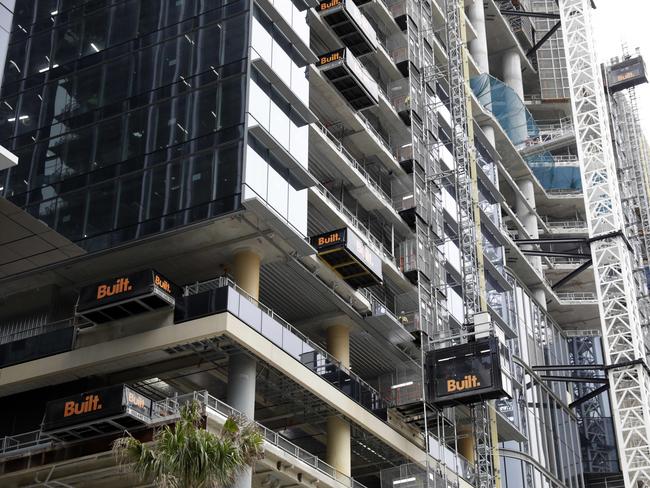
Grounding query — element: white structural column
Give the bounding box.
[560,1,650,486]
[502,49,528,144]
[228,249,262,488]
[515,178,542,273]
[467,0,489,73]
[326,325,352,476]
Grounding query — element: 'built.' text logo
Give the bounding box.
[96,278,132,300]
[63,394,103,417]
[446,375,481,393]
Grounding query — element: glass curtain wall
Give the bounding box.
[0,0,251,251]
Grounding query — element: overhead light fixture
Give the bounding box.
[90,43,100,52]
[393,478,416,485]
[391,381,414,389]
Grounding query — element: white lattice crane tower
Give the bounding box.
[559,0,650,486]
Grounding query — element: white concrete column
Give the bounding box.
[516,178,542,274]
[502,49,524,100]
[502,49,528,145]
[326,324,351,476]
[468,0,489,74]
[481,125,496,148]
[532,287,547,312]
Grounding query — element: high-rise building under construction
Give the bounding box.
[0,1,648,488]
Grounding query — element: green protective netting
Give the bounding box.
[470,73,582,191]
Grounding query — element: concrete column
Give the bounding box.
[457,424,475,464]
[502,49,528,145]
[467,0,489,74]
[233,249,261,300]
[228,249,261,488]
[502,49,524,100]
[327,416,352,476]
[481,125,496,148]
[227,352,256,417]
[533,287,547,312]
[516,178,542,274]
[327,325,350,368]
[326,324,351,476]
[227,352,256,488]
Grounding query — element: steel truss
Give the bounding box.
[559,0,650,486]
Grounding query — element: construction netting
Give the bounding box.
[470,73,582,191]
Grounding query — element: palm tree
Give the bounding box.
[113,400,264,488]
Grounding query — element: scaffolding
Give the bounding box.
[444,1,495,487]
[559,1,650,486]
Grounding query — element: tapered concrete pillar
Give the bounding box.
[468,0,489,74]
[326,324,351,476]
[502,49,528,144]
[228,249,261,488]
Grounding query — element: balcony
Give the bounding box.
[175,278,391,417]
[0,317,79,368]
[318,0,379,56]
[0,390,365,488]
[317,48,379,111]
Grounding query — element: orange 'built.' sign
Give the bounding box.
[97,278,132,300]
[63,394,103,417]
[446,375,481,393]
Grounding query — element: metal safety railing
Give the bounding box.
[183,277,392,412]
[0,390,367,488]
[312,121,394,206]
[313,183,397,268]
[556,291,598,303]
[152,391,366,488]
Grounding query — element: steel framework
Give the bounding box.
[559,0,650,486]
[444,1,494,487]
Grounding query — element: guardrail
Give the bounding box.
[556,292,597,303]
[183,277,392,411]
[546,220,587,230]
[313,183,397,267]
[312,122,393,205]
[1,390,367,488]
[153,391,364,488]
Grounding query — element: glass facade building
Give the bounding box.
[0,1,629,488]
[0,1,251,251]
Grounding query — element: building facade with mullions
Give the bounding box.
[0,1,601,488]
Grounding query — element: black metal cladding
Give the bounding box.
[0,326,74,368]
[311,227,383,288]
[426,337,508,407]
[317,48,378,111]
[318,0,375,56]
[174,286,230,324]
[77,269,178,324]
[607,56,648,93]
[0,0,251,253]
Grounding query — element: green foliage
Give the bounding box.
[113,401,264,488]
